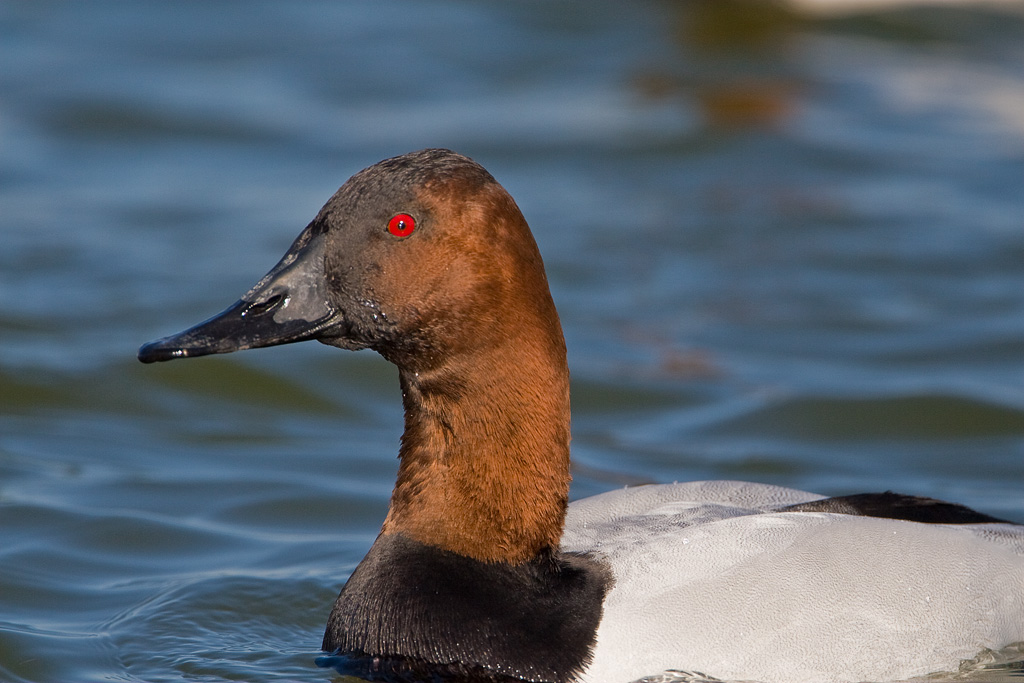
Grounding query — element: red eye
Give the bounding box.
[387,213,416,238]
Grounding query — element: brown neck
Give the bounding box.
[380,330,571,564]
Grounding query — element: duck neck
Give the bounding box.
[380,338,571,565]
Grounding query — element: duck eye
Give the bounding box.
[387,213,416,238]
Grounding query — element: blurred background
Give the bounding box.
[1,1,1023,681]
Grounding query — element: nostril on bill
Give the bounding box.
[242,293,286,318]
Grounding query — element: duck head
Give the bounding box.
[139,148,563,374]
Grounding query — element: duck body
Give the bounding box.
[139,149,1024,683]
[565,481,1024,683]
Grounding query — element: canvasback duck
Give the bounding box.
[139,149,1024,683]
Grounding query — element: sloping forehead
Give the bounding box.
[349,150,493,199]
[317,149,497,225]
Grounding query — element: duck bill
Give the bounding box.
[138,223,340,364]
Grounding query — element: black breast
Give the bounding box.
[321,533,611,683]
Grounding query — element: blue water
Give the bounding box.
[1,2,1023,681]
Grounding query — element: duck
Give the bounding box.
[138,148,1024,683]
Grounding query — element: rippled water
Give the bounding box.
[1,2,1023,682]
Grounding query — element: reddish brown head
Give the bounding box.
[139,149,571,564]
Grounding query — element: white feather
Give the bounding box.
[562,481,1024,683]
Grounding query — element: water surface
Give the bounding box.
[1,2,1023,681]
